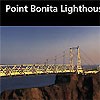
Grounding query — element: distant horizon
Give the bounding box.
[0,26,100,65]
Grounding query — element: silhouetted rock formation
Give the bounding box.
[0,72,100,100]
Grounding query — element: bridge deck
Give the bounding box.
[0,64,99,77]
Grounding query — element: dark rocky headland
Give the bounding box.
[0,72,100,100]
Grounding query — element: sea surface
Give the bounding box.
[0,74,56,94]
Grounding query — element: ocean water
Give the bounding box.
[0,74,56,94]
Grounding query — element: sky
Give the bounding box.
[0,26,100,65]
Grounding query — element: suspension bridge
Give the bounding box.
[0,46,99,77]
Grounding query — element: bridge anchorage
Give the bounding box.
[0,46,99,77]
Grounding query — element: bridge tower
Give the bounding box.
[77,46,81,69]
[77,46,83,74]
[70,46,83,74]
[70,48,74,71]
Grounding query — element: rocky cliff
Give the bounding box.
[0,72,100,100]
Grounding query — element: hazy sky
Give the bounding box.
[0,26,100,65]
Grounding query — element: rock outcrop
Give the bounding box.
[0,72,100,100]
